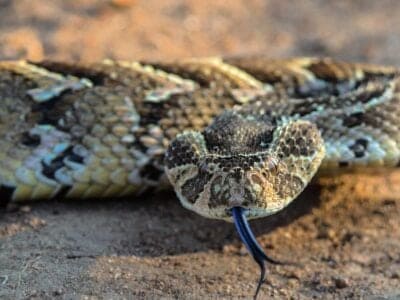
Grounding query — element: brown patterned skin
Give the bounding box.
[0,58,399,221]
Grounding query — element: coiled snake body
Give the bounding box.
[1,57,399,296]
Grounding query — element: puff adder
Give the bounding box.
[1,57,399,297]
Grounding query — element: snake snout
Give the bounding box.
[165,117,325,220]
[165,130,283,220]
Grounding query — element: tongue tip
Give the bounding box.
[231,206,267,300]
[254,265,265,300]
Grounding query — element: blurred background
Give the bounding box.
[1,0,400,64]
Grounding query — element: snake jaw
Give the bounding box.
[231,206,282,299]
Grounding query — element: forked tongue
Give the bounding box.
[231,207,282,299]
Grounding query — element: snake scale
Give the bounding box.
[1,57,399,297]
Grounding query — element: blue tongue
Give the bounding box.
[231,207,282,299]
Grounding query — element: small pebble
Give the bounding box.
[28,217,47,228]
[20,205,31,213]
[334,276,349,289]
[53,288,64,296]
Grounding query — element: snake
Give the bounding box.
[1,57,399,298]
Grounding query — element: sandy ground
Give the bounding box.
[1,1,400,299]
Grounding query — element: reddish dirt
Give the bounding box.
[0,1,400,299]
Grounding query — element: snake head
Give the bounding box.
[165,111,325,220]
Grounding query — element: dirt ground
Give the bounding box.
[1,1,400,299]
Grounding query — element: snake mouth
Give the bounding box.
[231,206,282,299]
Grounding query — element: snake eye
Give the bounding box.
[164,131,212,209]
[164,131,208,169]
[272,120,323,160]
